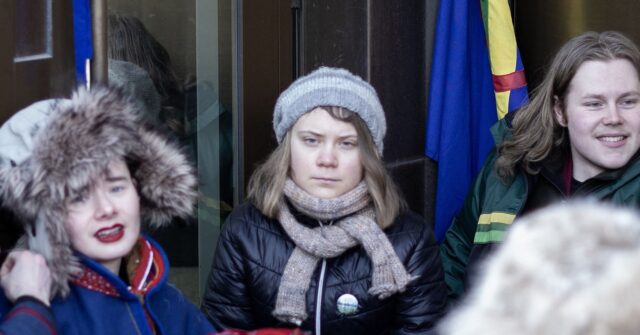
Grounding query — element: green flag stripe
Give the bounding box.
[480,0,489,34]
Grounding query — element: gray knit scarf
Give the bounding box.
[273,179,414,325]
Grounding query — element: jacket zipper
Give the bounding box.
[315,259,327,335]
[315,220,331,335]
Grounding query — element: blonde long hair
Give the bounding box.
[495,31,640,181]
[247,107,406,228]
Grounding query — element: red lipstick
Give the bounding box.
[95,224,124,243]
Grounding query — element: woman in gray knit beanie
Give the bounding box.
[202,67,447,334]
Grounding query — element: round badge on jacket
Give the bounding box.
[336,293,359,315]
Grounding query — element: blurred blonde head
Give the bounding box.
[440,201,640,335]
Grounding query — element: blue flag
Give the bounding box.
[73,0,93,84]
[426,0,498,242]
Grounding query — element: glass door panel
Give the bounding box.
[107,0,234,304]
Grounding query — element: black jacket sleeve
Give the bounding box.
[201,210,256,331]
[392,215,448,334]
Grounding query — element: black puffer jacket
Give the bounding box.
[202,203,447,334]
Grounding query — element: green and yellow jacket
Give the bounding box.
[440,116,640,303]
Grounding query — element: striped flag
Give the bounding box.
[426,0,527,242]
[481,0,528,117]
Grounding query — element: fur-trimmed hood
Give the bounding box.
[0,86,196,297]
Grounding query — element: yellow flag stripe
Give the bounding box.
[487,0,517,76]
[495,90,510,119]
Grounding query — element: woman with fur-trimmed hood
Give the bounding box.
[0,87,215,334]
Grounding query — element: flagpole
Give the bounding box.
[91,0,107,84]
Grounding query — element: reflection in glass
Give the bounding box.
[107,0,233,303]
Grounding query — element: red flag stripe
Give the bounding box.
[492,69,527,92]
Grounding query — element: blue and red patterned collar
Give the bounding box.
[72,236,166,299]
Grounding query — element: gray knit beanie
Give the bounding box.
[273,67,386,153]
